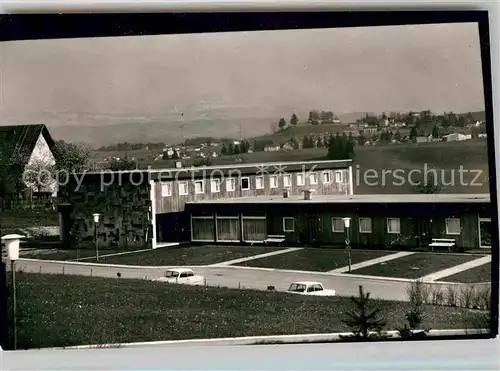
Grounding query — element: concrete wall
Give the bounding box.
[59,178,153,249]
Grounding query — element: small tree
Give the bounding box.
[415,173,442,194]
[107,157,137,171]
[290,113,298,126]
[409,126,418,140]
[432,125,440,139]
[278,117,287,131]
[341,285,387,341]
[53,140,92,173]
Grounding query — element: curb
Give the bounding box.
[46,329,487,350]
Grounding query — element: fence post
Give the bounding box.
[204,278,207,286]
[39,266,42,274]
[238,281,241,289]
[90,268,93,277]
[62,266,65,275]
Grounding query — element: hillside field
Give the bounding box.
[93,139,490,194]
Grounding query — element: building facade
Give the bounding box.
[185,194,493,251]
[59,159,354,249]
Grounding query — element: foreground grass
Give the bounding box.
[349,253,487,279]
[10,272,485,349]
[235,249,391,272]
[440,263,492,283]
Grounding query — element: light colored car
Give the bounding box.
[151,268,205,286]
[287,281,336,296]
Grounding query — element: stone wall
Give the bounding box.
[59,175,153,249]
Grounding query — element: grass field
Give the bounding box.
[0,210,59,235]
[234,248,391,272]
[132,140,489,194]
[20,248,121,261]
[439,263,492,283]
[10,272,486,349]
[25,245,285,266]
[349,253,487,279]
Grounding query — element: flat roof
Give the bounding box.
[81,159,352,176]
[186,193,491,205]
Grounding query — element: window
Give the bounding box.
[161,182,172,197]
[270,175,278,189]
[309,172,318,185]
[445,218,461,235]
[332,218,344,233]
[211,178,220,193]
[359,218,372,233]
[335,170,344,183]
[241,177,250,190]
[194,180,204,194]
[226,178,236,192]
[296,173,305,186]
[322,171,332,184]
[178,181,188,195]
[283,174,292,188]
[256,176,264,189]
[387,218,401,234]
[283,217,295,232]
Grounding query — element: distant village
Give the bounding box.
[96,110,487,169]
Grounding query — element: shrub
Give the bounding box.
[445,285,458,307]
[400,281,430,339]
[405,280,430,305]
[430,285,445,306]
[459,285,476,309]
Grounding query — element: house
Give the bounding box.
[57,159,354,249]
[415,135,433,144]
[264,144,281,152]
[442,133,472,142]
[184,193,492,250]
[0,124,58,199]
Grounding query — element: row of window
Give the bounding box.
[160,171,346,197]
[282,217,462,235]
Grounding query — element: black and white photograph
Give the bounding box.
[0,13,497,351]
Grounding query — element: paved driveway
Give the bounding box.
[13,259,488,302]
[13,259,415,301]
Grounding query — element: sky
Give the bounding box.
[0,22,486,142]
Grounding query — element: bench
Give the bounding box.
[265,234,286,247]
[429,238,456,252]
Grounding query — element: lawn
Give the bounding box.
[439,263,492,283]
[234,248,391,272]
[349,253,487,279]
[9,272,486,349]
[24,245,286,265]
[20,248,117,261]
[0,210,59,235]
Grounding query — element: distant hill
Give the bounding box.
[42,109,485,147]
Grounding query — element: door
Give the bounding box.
[479,218,492,248]
[308,217,320,245]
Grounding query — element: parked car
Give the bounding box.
[287,281,336,296]
[151,268,205,286]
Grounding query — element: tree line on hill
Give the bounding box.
[274,110,340,132]
[98,142,165,152]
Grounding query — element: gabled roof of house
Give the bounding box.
[0,124,56,165]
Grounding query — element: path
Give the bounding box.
[327,251,415,273]
[210,247,302,266]
[420,255,492,282]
